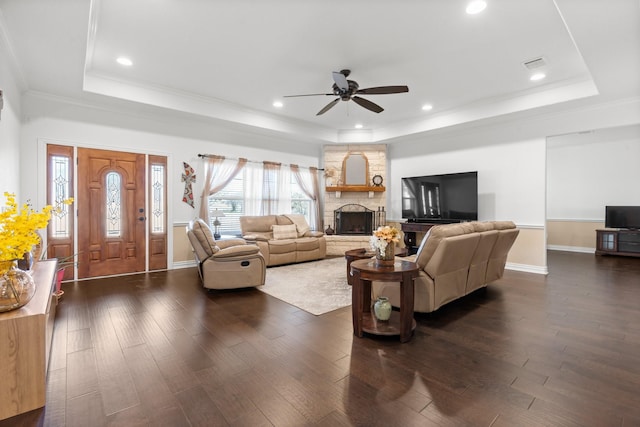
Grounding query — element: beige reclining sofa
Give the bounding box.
[187,219,266,289]
[239,214,326,267]
[373,221,519,313]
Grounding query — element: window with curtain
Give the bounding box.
[208,164,313,236]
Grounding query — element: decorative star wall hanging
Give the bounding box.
[181,162,196,208]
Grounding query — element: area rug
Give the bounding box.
[258,257,351,315]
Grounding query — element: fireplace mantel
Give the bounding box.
[326,185,385,198]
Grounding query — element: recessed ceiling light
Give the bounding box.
[421,104,433,111]
[272,101,283,108]
[466,1,487,14]
[355,123,363,129]
[116,57,133,66]
[530,73,546,81]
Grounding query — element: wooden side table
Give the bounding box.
[344,247,409,286]
[350,258,419,343]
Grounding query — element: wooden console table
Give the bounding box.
[0,259,57,420]
[350,258,419,343]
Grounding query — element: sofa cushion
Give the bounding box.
[272,224,298,240]
[240,215,278,234]
[284,214,311,237]
[471,221,495,232]
[492,221,516,230]
[415,223,471,269]
[295,237,320,251]
[191,219,219,257]
[269,239,297,254]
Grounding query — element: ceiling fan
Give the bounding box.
[284,69,409,116]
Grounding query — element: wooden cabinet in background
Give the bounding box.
[0,260,57,420]
[400,222,437,254]
[596,229,640,258]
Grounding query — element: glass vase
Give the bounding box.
[0,261,37,312]
[375,242,395,267]
[374,296,392,321]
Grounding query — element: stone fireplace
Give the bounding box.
[323,144,388,254]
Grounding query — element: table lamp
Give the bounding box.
[211,209,225,239]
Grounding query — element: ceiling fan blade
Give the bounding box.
[352,96,384,113]
[283,93,333,98]
[332,71,349,91]
[356,85,409,95]
[316,98,340,116]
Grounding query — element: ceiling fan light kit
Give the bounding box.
[284,69,409,116]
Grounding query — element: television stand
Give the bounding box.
[596,229,640,257]
[401,222,439,254]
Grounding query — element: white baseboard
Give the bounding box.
[506,262,548,275]
[547,245,595,254]
[172,260,197,269]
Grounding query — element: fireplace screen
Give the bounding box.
[334,204,375,235]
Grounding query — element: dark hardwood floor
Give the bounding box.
[3,251,640,426]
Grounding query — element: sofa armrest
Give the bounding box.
[242,234,270,242]
[216,238,247,250]
[305,231,324,238]
[212,245,261,259]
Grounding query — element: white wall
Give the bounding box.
[15,86,640,272]
[0,42,22,199]
[388,130,548,272]
[388,135,546,227]
[386,97,640,271]
[547,124,640,220]
[391,139,547,225]
[19,95,322,222]
[18,96,321,267]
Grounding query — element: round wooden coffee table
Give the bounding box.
[350,258,419,343]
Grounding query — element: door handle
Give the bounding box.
[138,217,145,221]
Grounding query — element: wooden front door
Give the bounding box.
[77,148,146,278]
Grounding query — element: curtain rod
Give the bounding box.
[197,153,324,171]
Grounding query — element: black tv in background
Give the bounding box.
[605,206,640,229]
[402,171,478,223]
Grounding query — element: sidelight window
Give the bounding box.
[151,164,165,233]
[50,155,72,238]
[105,172,122,237]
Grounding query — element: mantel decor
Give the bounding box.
[341,152,369,185]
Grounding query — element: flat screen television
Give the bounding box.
[401,171,478,223]
[605,206,640,229]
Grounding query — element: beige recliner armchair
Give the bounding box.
[186,219,266,289]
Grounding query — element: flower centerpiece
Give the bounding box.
[0,193,54,269]
[370,225,400,266]
[0,192,73,311]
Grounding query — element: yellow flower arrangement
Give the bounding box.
[370,225,400,252]
[0,192,73,269]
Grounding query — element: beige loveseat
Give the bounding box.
[239,214,326,267]
[373,221,519,313]
[187,219,266,289]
